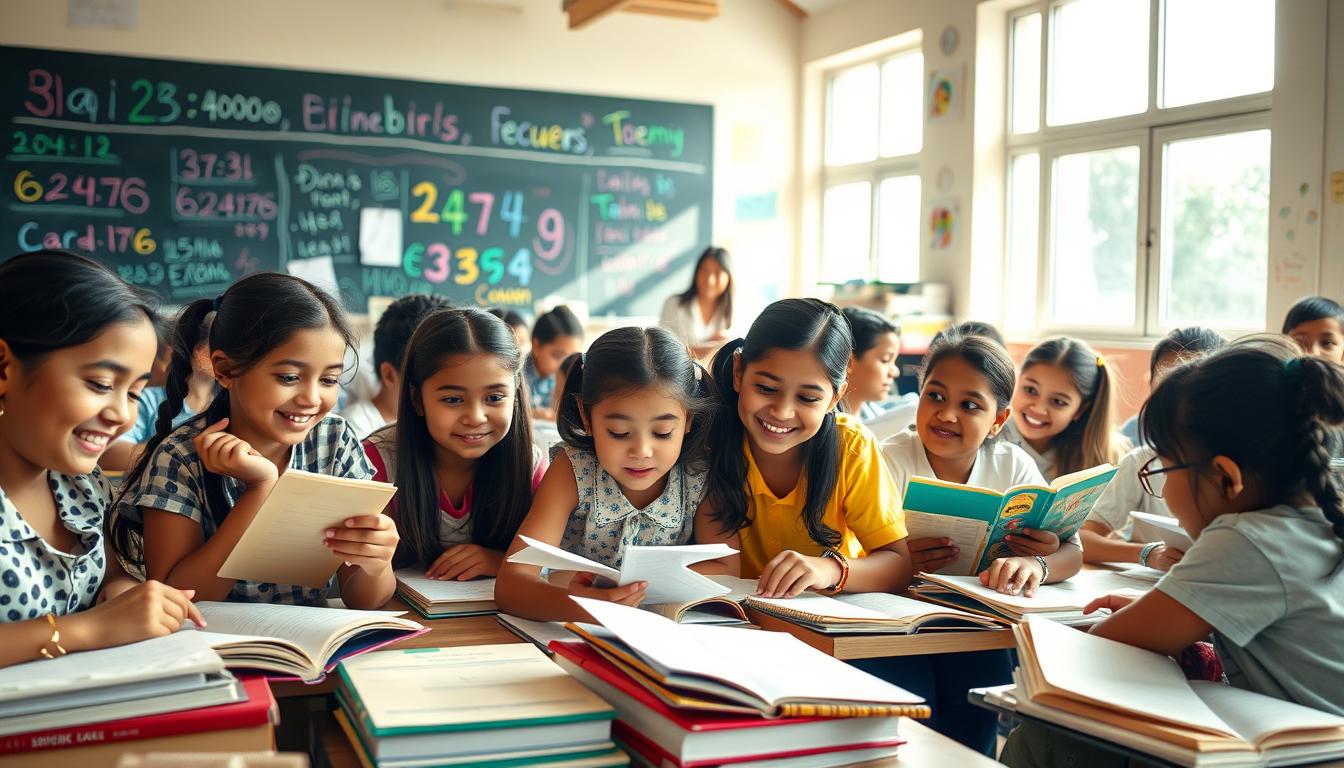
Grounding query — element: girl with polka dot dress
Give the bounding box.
[0,251,203,668]
[496,326,716,622]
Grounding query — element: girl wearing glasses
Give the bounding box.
[1002,336,1344,766]
[1080,327,1226,571]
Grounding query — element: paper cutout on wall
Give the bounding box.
[735,191,777,221]
[1331,171,1344,204]
[928,67,963,121]
[928,199,958,250]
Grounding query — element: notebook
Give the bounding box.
[911,569,1143,625]
[394,570,496,618]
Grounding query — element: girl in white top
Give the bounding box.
[659,246,733,359]
[881,331,1082,594]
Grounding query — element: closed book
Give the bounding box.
[394,571,496,618]
[613,721,901,768]
[0,721,273,768]
[0,675,275,755]
[0,672,243,738]
[553,642,904,767]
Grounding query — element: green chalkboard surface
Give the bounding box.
[0,46,713,316]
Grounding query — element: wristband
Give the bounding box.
[1139,541,1162,568]
[39,614,67,660]
[817,549,850,595]
[1032,555,1050,584]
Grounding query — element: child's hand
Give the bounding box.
[756,550,842,598]
[1083,589,1144,614]
[567,572,647,607]
[1003,528,1061,557]
[979,556,1045,596]
[907,537,960,573]
[72,580,206,649]
[193,418,277,488]
[426,544,504,581]
[1147,544,1184,571]
[326,514,399,575]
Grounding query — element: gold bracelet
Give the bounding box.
[39,614,67,660]
[816,549,850,595]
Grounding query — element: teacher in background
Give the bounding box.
[660,246,734,359]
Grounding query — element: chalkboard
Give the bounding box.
[0,46,713,316]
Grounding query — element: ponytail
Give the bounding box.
[1022,337,1125,475]
[1295,357,1344,546]
[1078,357,1124,467]
[706,340,751,535]
[555,353,591,451]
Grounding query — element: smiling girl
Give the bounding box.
[0,251,203,668]
[114,273,397,609]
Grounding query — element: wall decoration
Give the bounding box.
[927,67,963,122]
[928,199,958,250]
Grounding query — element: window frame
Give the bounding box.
[821,46,924,285]
[1004,0,1273,339]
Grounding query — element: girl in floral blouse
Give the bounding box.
[496,326,716,622]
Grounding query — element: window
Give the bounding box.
[821,48,923,284]
[1005,0,1273,336]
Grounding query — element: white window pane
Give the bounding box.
[1159,130,1269,327]
[1005,154,1040,334]
[1049,146,1140,326]
[877,176,921,283]
[1048,0,1148,126]
[1011,13,1041,134]
[880,51,923,157]
[1163,0,1274,107]
[826,64,878,166]
[821,182,873,282]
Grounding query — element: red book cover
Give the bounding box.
[0,675,276,755]
[611,720,904,768]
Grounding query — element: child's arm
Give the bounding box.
[1080,521,1184,569]
[689,498,741,576]
[756,539,912,598]
[979,532,1083,596]
[331,514,399,609]
[142,421,279,601]
[1083,590,1213,657]
[495,452,646,622]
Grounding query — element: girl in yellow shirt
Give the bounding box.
[696,298,912,597]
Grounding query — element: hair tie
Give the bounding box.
[212,294,224,313]
[692,361,703,383]
[1096,355,1105,368]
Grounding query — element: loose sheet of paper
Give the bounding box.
[358,207,403,267]
[904,510,990,575]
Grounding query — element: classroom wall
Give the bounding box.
[0,0,802,320]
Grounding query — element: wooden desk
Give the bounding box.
[316,709,999,768]
[744,607,1016,660]
[269,600,522,698]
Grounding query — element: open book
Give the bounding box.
[994,614,1344,766]
[565,597,929,719]
[744,590,1005,634]
[901,463,1117,575]
[911,569,1143,625]
[1129,511,1195,551]
[508,536,738,606]
[218,469,397,589]
[394,570,496,619]
[191,601,426,683]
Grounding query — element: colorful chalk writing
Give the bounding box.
[0,46,712,313]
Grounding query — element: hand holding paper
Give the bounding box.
[507,536,737,604]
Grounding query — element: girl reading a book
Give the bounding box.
[1081,326,1226,570]
[1002,336,1344,767]
[1001,336,1129,481]
[495,326,715,622]
[696,298,913,597]
[882,330,1083,595]
[0,251,204,667]
[363,308,542,581]
[113,273,398,609]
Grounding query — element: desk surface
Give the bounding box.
[316,709,1001,768]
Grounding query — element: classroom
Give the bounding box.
[1,0,1342,766]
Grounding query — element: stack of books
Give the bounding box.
[910,568,1143,626]
[742,590,1005,634]
[0,632,275,767]
[334,644,627,767]
[981,615,1344,766]
[394,570,497,618]
[556,597,928,767]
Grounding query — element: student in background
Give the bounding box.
[1083,327,1226,569]
[364,308,542,581]
[950,320,1005,346]
[0,251,203,668]
[114,273,398,609]
[101,313,219,471]
[342,294,451,440]
[1002,337,1344,767]
[837,306,901,421]
[1283,295,1344,363]
[487,306,530,351]
[697,299,912,597]
[1002,336,1128,481]
[496,326,715,622]
[524,305,583,421]
[883,331,1082,595]
[660,246,734,359]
